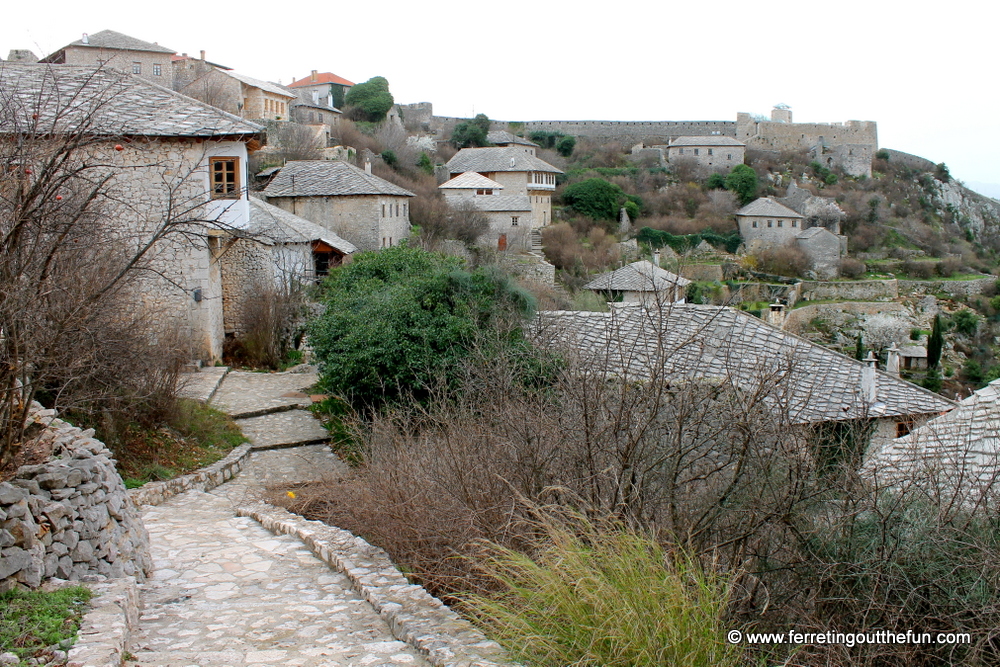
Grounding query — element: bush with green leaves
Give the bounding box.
[637,226,742,254]
[529,130,565,149]
[417,152,433,175]
[555,135,576,157]
[309,247,538,411]
[561,177,627,221]
[953,308,980,337]
[343,76,394,122]
[723,164,758,205]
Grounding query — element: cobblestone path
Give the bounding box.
[130,369,430,667]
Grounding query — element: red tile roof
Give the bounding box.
[289,72,354,88]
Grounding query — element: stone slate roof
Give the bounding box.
[439,172,505,190]
[0,64,262,138]
[866,379,1000,488]
[795,226,834,240]
[736,197,804,219]
[533,305,955,426]
[292,102,343,114]
[474,195,531,212]
[224,71,296,99]
[447,146,563,174]
[669,135,745,147]
[248,196,357,254]
[262,160,415,198]
[899,345,927,358]
[583,260,691,292]
[487,130,539,147]
[58,30,175,55]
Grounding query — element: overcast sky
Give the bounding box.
[3,0,997,192]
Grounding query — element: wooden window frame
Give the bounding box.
[132,62,142,75]
[209,157,240,200]
[152,64,162,76]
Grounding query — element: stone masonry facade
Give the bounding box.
[269,194,411,251]
[0,403,153,590]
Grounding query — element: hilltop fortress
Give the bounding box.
[400,103,878,177]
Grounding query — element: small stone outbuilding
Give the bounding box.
[262,161,415,251]
[583,260,691,304]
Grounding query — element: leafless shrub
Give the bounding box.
[840,257,867,278]
[903,258,936,279]
[541,223,620,273]
[752,244,810,277]
[414,198,489,248]
[937,255,963,277]
[270,122,324,161]
[223,279,305,369]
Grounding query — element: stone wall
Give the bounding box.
[880,148,936,173]
[799,277,996,302]
[679,264,724,282]
[0,404,152,590]
[59,47,174,87]
[898,277,996,297]
[499,252,556,286]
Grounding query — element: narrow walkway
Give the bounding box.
[130,369,430,667]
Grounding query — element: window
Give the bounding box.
[694,148,700,156]
[767,220,773,227]
[777,220,783,228]
[707,148,713,156]
[209,157,240,199]
[679,148,685,155]
[791,220,798,228]
[152,64,162,76]
[752,220,758,228]
[132,62,142,75]
[381,204,386,217]
[727,154,732,160]
[511,216,519,226]
[395,203,400,216]
[896,420,914,438]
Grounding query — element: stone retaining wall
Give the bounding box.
[127,443,252,507]
[798,276,995,302]
[238,502,514,667]
[0,405,152,591]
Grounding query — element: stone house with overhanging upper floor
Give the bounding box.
[486,131,539,155]
[40,30,176,87]
[438,172,533,250]
[534,304,955,451]
[262,160,415,251]
[446,146,563,229]
[1,63,264,362]
[176,67,296,122]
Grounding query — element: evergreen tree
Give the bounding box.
[927,314,943,368]
[855,334,865,361]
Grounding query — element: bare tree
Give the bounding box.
[0,64,254,471]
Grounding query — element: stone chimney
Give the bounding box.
[653,250,660,267]
[619,206,631,234]
[311,70,318,82]
[82,33,89,45]
[200,50,206,61]
[861,351,877,404]
[886,343,900,378]
[364,161,372,174]
[767,303,786,329]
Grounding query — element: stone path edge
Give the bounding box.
[126,443,253,508]
[237,502,515,667]
[66,578,140,667]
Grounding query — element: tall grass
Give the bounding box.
[462,511,744,667]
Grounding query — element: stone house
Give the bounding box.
[40,30,176,87]
[583,260,691,304]
[736,197,806,246]
[1,63,264,362]
[288,71,354,110]
[794,227,843,279]
[438,172,533,250]
[535,304,955,450]
[666,136,745,173]
[220,196,356,335]
[446,146,563,229]
[262,160,415,251]
[175,67,296,122]
[290,103,342,129]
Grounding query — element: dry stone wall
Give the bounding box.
[0,404,152,590]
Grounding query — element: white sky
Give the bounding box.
[3,0,998,188]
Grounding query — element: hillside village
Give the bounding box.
[3,29,1000,667]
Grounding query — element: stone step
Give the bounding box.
[176,366,230,403]
[210,369,319,418]
[236,409,329,450]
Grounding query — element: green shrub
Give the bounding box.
[452,114,491,148]
[562,178,626,221]
[723,164,758,205]
[309,247,539,411]
[923,365,943,392]
[705,173,726,190]
[463,512,743,667]
[875,149,890,161]
[555,135,576,157]
[380,149,398,168]
[824,172,838,185]
[953,308,980,337]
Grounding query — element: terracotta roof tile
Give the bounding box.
[289,72,355,88]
